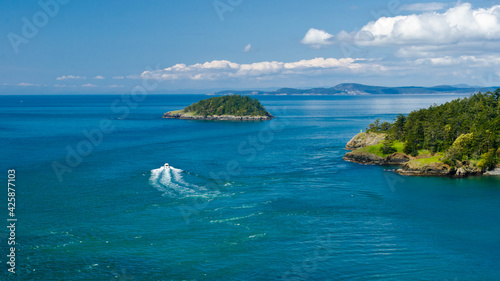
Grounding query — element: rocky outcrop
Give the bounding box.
[453,162,483,177]
[343,151,385,164]
[385,153,411,164]
[343,132,493,177]
[345,132,386,150]
[396,159,484,177]
[485,168,500,176]
[163,112,273,121]
[343,151,410,165]
[397,161,452,176]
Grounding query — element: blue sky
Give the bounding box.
[1,0,500,94]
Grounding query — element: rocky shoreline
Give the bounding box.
[343,151,410,165]
[163,112,273,121]
[344,132,498,177]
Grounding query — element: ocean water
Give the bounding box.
[1,94,499,280]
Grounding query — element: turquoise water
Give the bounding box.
[1,94,499,280]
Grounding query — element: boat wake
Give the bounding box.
[149,165,210,198]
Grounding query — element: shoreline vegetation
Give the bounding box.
[163,95,273,121]
[344,91,500,177]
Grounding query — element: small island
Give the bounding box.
[344,90,500,177]
[163,95,274,121]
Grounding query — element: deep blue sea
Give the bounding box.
[1,94,499,280]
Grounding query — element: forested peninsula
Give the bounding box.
[344,90,500,177]
[163,95,273,121]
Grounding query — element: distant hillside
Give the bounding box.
[213,83,500,96]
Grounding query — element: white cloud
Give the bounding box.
[350,3,500,46]
[56,75,86,80]
[93,75,105,79]
[55,84,78,88]
[1,82,41,86]
[112,76,124,79]
[243,44,252,52]
[18,82,39,86]
[414,55,500,66]
[401,2,447,11]
[301,28,334,48]
[81,83,97,87]
[140,58,385,81]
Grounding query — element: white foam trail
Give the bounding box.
[159,167,172,186]
[149,168,162,188]
[171,167,187,184]
[149,165,208,197]
[149,167,168,194]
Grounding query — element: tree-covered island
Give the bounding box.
[163,95,274,121]
[344,90,500,177]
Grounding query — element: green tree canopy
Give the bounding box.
[184,95,272,117]
[368,90,500,165]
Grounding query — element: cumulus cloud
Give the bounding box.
[350,3,500,46]
[56,75,86,80]
[81,83,97,87]
[112,76,124,79]
[18,82,39,86]
[243,44,252,52]
[2,82,43,86]
[301,28,334,48]
[93,75,105,79]
[401,2,447,11]
[414,55,500,66]
[140,58,385,81]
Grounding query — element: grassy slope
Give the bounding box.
[408,153,445,167]
[169,110,196,116]
[356,141,404,157]
[355,142,447,166]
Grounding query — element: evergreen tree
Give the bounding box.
[366,90,500,166]
[184,95,271,117]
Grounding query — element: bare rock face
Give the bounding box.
[345,132,386,150]
[455,167,467,178]
[343,151,411,165]
[385,153,411,164]
[343,151,385,165]
[485,168,500,175]
[454,162,483,177]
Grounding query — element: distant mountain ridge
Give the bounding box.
[212,83,499,96]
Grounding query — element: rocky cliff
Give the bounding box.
[343,151,410,165]
[345,132,387,150]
